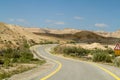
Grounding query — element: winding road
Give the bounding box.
[31,44,120,80]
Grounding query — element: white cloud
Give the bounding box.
[54,22,65,25]
[95,23,108,28]
[16,19,30,25]
[9,18,27,23]
[56,13,64,16]
[45,19,65,25]
[9,18,15,22]
[74,16,84,20]
[16,19,26,23]
[45,19,54,23]
[8,18,30,26]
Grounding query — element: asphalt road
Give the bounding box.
[33,44,120,80]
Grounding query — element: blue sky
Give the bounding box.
[0,0,120,32]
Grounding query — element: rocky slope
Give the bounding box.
[33,30,119,44]
[25,28,80,34]
[0,22,43,49]
[26,28,120,38]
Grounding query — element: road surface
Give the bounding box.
[32,44,120,80]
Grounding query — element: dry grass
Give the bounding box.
[0,63,37,79]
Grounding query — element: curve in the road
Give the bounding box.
[39,45,120,80]
[41,59,62,80]
[91,63,120,80]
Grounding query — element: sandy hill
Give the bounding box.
[0,22,38,48]
[0,22,70,49]
[26,28,120,38]
[32,30,120,44]
[1,22,120,48]
[95,30,120,38]
[0,22,56,49]
[25,28,80,34]
[110,30,120,38]
[73,31,120,44]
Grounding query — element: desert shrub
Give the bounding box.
[76,47,90,56]
[53,45,65,54]
[54,46,89,57]
[105,48,114,54]
[67,40,76,44]
[0,72,11,80]
[54,45,113,62]
[23,40,30,48]
[93,51,112,62]
[40,40,54,44]
[0,59,4,64]
[90,48,114,55]
[113,56,120,67]
[90,49,102,55]
[18,51,33,63]
[63,47,77,54]
[3,58,11,68]
[0,41,34,65]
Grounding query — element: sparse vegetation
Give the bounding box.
[39,40,58,44]
[90,48,114,63]
[67,40,76,44]
[92,51,112,62]
[53,45,89,57]
[113,56,120,67]
[0,39,45,79]
[53,45,116,64]
[0,65,36,80]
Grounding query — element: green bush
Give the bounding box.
[0,72,11,80]
[3,58,11,68]
[53,45,113,63]
[23,39,30,48]
[105,48,114,54]
[0,59,4,64]
[76,47,89,56]
[0,39,46,80]
[63,47,77,54]
[0,41,34,65]
[113,56,120,67]
[54,46,89,57]
[93,52,112,62]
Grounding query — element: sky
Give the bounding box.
[0,0,120,32]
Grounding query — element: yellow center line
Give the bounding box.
[90,63,120,80]
[40,46,120,80]
[41,60,62,80]
[51,52,120,80]
[40,47,62,80]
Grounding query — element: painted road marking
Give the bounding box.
[40,45,120,80]
[40,46,62,80]
[58,55,120,80]
[91,63,120,80]
[59,55,120,80]
[41,60,62,80]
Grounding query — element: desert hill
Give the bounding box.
[33,30,120,44]
[0,22,39,48]
[0,22,70,49]
[26,28,120,38]
[0,22,120,48]
[95,30,120,38]
[0,22,55,49]
[25,28,80,34]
